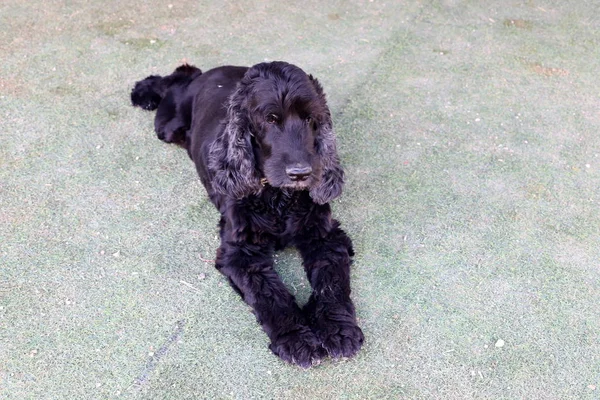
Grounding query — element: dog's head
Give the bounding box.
[208,62,344,204]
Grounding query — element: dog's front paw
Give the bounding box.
[269,326,326,368]
[306,302,364,359]
[317,320,364,359]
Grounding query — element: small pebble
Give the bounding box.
[495,339,505,348]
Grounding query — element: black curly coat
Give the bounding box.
[131,61,363,367]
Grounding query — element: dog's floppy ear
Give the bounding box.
[208,69,263,199]
[308,75,345,204]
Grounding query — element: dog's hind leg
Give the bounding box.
[131,64,201,146]
[154,91,188,145]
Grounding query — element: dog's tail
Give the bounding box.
[130,64,201,111]
[130,75,165,111]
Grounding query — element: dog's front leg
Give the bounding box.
[296,216,364,359]
[215,240,326,367]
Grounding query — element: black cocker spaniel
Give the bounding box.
[131,61,363,367]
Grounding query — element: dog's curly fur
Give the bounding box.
[131,61,363,367]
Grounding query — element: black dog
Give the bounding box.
[131,62,363,367]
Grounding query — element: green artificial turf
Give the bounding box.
[1,1,599,399]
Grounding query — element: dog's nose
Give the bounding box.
[286,165,312,181]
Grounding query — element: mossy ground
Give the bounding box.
[2,1,599,398]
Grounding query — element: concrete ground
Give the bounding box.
[1,0,599,398]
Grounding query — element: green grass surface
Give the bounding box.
[2,1,599,398]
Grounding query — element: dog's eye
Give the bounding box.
[265,114,279,124]
[306,116,317,129]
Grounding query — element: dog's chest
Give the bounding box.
[245,189,309,237]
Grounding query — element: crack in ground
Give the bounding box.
[130,319,186,391]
